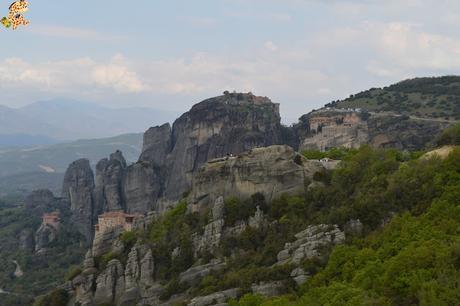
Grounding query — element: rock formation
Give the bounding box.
[62,159,95,242]
[139,123,172,165]
[24,189,57,215]
[295,108,451,152]
[35,222,59,253]
[94,150,127,214]
[18,229,35,252]
[123,161,162,213]
[189,145,323,210]
[161,92,283,201]
[277,224,345,265]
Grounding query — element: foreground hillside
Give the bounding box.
[0,80,459,305]
[36,123,460,305]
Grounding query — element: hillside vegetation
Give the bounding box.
[0,200,85,306]
[53,140,460,305]
[327,76,460,120]
[229,143,460,304]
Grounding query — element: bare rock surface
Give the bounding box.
[277,224,345,264]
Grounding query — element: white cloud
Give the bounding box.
[0,55,146,94]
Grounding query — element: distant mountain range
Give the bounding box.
[0,99,178,145]
[0,133,143,196]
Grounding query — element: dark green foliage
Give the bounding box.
[224,194,268,227]
[0,198,85,303]
[33,289,69,306]
[302,147,356,160]
[159,278,189,301]
[144,200,200,280]
[437,123,460,145]
[228,145,460,305]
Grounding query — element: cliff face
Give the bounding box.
[62,159,95,242]
[295,109,451,152]
[162,93,283,201]
[91,92,283,215]
[61,145,335,306]
[189,145,323,211]
[94,151,127,214]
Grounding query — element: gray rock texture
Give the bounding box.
[94,150,127,214]
[188,288,240,306]
[24,189,57,215]
[295,109,450,152]
[62,159,95,242]
[179,260,226,286]
[35,223,59,253]
[139,123,172,166]
[18,228,35,252]
[277,224,345,265]
[189,145,324,210]
[123,161,162,213]
[94,259,125,305]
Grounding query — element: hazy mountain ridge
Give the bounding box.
[0,99,178,142]
[0,133,143,196]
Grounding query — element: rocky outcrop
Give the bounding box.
[189,145,324,211]
[24,189,57,215]
[188,288,241,306]
[62,159,95,242]
[35,223,59,253]
[123,162,163,213]
[297,110,369,152]
[192,197,225,256]
[295,108,451,152]
[92,225,124,257]
[18,229,35,252]
[251,281,286,298]
[179,260,226,286]
[291,268,309,286]
[139,123,172,166]
[71,244,160,306]
[367,114,450,150]
[94,151,127,214]
[94,259,125,305]
[277,224,345,265]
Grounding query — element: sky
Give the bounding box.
[1,0,460,123]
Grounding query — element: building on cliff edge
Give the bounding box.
[94,211,144,234]
[42,212,60,229]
